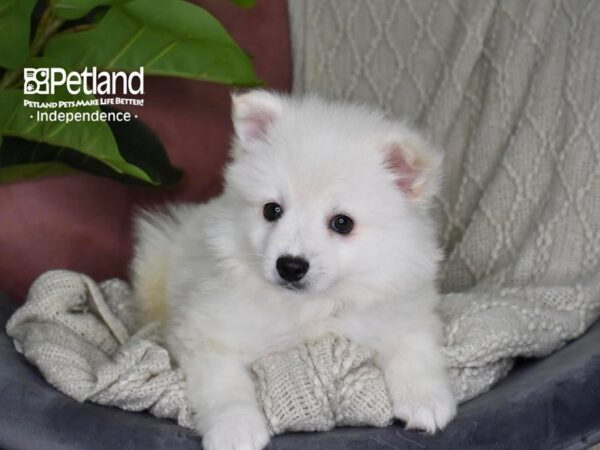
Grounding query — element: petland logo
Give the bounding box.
[22,67,145,123]
[24,67,144,96]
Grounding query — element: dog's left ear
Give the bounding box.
[231,90,283,144]
[382,129,443,203]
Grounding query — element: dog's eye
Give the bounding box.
[330,214,354,235]
[263,202,283,222]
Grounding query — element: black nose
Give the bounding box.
[276,256,310,282]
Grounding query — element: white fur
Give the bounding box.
[131,91,456,450]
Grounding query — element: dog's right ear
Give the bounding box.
[231,90,283,144]
[381,127,443,203]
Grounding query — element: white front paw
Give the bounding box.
[391,382,456,434]
[201,406,270,450]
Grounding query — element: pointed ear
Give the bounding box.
[231,90,283,143]
[382,129,443,202]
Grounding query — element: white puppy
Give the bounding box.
[131,91,456,450]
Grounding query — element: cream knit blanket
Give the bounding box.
[6,270,395,435]
[6,268,512,434]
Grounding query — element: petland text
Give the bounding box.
[23,67,144,96]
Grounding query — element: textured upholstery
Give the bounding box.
[289,0,600,405]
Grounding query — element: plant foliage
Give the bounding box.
[0,0,259,186]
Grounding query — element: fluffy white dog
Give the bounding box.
[131,91,456,450]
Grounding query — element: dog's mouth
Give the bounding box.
[277,280,309,292]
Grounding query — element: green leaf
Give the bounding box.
[0,0,36,69]
[52,0,129,20]
[100,106,182,186]
[229,0,256,8]
[0,88,153,183]
[0,110,182,186]
[44,0,260,86]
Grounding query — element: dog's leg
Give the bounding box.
[376,329,457,433]
[181,350,270,450]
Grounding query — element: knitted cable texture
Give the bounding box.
[288,0,600,403]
